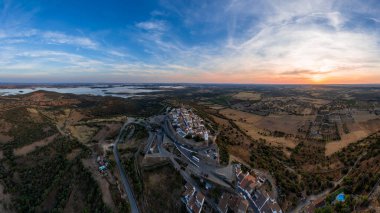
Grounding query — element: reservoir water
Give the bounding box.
[0,85,165,98]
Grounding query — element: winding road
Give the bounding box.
[113,120,140,213]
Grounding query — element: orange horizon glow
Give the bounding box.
[163,68,380,84]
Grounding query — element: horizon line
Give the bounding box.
[0,82,380,86]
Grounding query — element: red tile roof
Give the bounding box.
[240,174,257,193]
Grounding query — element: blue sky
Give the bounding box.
[0,0,379,83]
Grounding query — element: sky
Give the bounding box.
[0,0,379,84]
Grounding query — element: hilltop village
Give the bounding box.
[166,107,282,213]
[169,107,210,142]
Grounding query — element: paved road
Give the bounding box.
[158,120,226,211]
[113,121,140,213]
[144,131,156,154]
[164,117,235,185]
[237,187,260,213]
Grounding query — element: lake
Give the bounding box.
[0,86,166,98]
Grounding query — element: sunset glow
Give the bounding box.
[0,0,379,84]
[311,75,325,83]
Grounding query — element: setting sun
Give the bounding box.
[311,74,326,83]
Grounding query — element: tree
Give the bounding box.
[193,135,203,142]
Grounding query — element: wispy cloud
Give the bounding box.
[0,0,379,83]
[151,0,380,83]
[369,17,380,23]
[136,20,167,31]
[42,32,98,49]
[0,0,37,30]
[281,69,332,76]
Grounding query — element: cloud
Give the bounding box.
[150,10,166,17]
[1,0,379,83]
[0,0,37,30]
[0,28,99,50]
[42,31,98,49]
[150,0,380,83]
[108,50,128,57]
[369,18,380,23]
[135,20,167,31]
[281,69,332,76]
